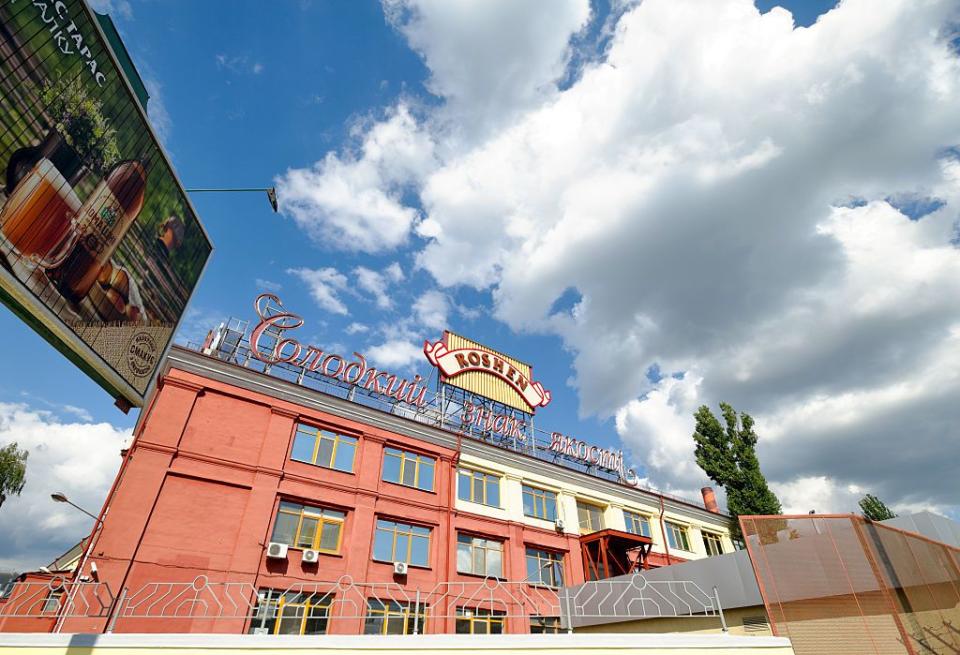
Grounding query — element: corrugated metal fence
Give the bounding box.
[741,514,960,655]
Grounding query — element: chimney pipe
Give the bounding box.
[701,486,720,513]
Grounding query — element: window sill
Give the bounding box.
[526,582,562,591]
[456,571,505,581]
[667,547,696,555]
[372,558,431,571]
[289,458,356,475]
[458,498,503,510]
[382,480,437,495]
[280,546,344,558]
[522,514,558,523]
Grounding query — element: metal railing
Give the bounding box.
[179,318,708,512]
[561,575,724,626]
[0,576,113,619]
[1,574,726,635]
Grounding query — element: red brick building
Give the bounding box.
[10,334,734,636]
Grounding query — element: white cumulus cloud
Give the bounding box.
[276,104,435,252]
[0,404,130,572]
[280,0,960,515]
[413,289,449,331]
[287,267,350,315]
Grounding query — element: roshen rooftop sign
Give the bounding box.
[250,293,427,407]
[424,332,551,413]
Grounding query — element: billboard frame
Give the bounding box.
[0,0,213,410]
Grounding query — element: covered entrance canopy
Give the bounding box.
[580,529,654,580]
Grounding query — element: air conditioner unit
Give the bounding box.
[302,549,320,564]
[555,519,565,532]
[266,542,288,559]
[393,561,409,576]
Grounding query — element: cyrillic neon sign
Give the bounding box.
[548,432,642,488]
[250,294,428,407]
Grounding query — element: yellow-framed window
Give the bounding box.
[455,607,505,634]
[249,590,332,635]
[457,468,501,507]
[576,501,605,534]
[665,521,692,551]
[530,616,562,633]
[382,447,435,491]
[271,501,345,554]
[290,423,357,472]
[521,485,557,521]
[624,511,652,538]
[702,531,725,556]
[456,533,504,577]
[363,599,427,635]
[372,519,431,567]
[525,547,564,587]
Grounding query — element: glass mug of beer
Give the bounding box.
[0,158,81,268]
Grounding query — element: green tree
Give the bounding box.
[0,442,28,510]
[692,403,782,539]
[859,493,896,521]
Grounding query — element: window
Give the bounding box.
[623,511,652,538]
[576,501,604,534]
[457,469,501,507]
[290,423,357,472]
[530,616,562,634]
[271,501,345,553]
[456,607,505,634]
[702,531,725,557]
[522,485,557,521]
[41,589,64,614]
[525,547,563,587]
[382,447,435,491]
[364,599,427,635]
[457,534,503,577]
[248,590,331,635]
[373,519,431,567]
[665,521,691,551]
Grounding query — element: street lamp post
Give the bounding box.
[49,492,103,633]
[51,492,102,524]
[184,186,279,212]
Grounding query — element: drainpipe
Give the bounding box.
[658,495,672,566]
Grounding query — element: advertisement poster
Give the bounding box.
[0,0,212,406]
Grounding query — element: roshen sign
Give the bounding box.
[423,335,551,412]
[250,294,427,407]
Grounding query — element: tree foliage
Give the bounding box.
[859,493,896,522]
[0,442,28,510]
[692,403,782,539]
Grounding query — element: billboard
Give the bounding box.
[423,331,551,413]
[0,0,212,407]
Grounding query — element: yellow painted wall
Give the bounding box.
[455,452,735,562]
[0,633,795,655]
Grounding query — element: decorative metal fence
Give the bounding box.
[0,574,725,635]
[560,575,725,627]
[0,576,113,618]
[741,514,960,655]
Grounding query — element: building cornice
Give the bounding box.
[161,347,729,526]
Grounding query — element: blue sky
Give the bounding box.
[5,0,960,569]
[0,0,837,441]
